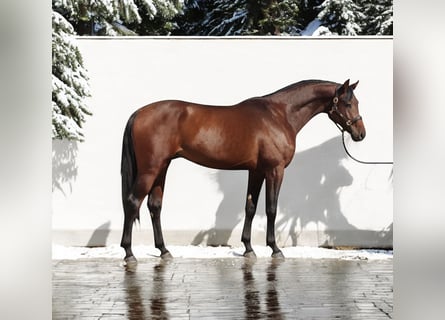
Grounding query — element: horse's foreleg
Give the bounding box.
[265,167,285,259]
[241,171,264,258]
[148,165,171,259]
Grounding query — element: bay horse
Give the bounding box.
[120,79,365,263]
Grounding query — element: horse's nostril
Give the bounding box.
[360,132,366,140]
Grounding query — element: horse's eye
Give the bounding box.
[346,103,352,108]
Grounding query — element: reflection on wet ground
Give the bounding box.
[53,258,392,319]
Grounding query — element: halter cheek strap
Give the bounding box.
[329,96,362,128]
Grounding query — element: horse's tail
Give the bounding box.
[121,111,139,221]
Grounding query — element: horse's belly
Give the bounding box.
[179,129,256,170]
[178,145,255,170]
[178,110,258,169]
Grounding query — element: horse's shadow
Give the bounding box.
[193,136,392,248]
[276,135,354,247]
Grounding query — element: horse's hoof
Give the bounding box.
[161,251,173,260]
[271,251,285,259]
[124,255,138,266]
[243,251,257,259]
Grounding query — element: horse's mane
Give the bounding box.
[262,79,337,98]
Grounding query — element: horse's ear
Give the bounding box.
[336,79,350,96]
[350,80,359,90]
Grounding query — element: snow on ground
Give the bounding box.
[52,244,392,261]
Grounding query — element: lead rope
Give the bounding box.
[329,96,393,165]
[339,128,393,165]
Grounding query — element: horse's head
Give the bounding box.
[327,79,366,141]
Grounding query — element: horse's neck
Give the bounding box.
[273,83,335,134]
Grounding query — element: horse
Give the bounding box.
[120,79,365,263]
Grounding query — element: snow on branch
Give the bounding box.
[52,11,91,141]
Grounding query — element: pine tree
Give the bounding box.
[174,0,207,35]
[316,0,365,36]
[377,4,392,35]
[53,0,182,36]
[129,0,183,35]
[177,0,392,36]
[258,0,301,35]
[202,0,250,36]
[52,10,91,141]
[52,1,182,141]
[359,0,393,35]
[297,0,324,31]
[176,0,302,36]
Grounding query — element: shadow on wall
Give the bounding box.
[52,139,78,196]
[192,136,393,249]
[53,139,114,247]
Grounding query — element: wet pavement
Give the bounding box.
[53,257,393,319]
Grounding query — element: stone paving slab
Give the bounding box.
[53,258,393,319]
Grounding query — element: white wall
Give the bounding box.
[52,37,393,248]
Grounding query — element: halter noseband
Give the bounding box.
[329,96,362,129]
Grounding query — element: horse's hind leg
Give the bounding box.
[148,164,171,259]
[121,174,156,263]
[121,194,142,263]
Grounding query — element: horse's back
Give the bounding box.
[131,99,266,170]
[129,98,296,170]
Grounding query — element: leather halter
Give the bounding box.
[328,96,362,128]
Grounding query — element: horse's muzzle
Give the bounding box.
[352,131,366,141]
[351,122,366,141]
